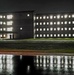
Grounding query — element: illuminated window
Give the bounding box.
[68,21,71,24]
[61,22,63,24]
[64,14,68,18]
[50,15,53,19]
[43,34,46,37]
[0,28,2,31]
[72,27,74,30]
[64,27,67,31]
[0,22,2,24]
[20,27,22,30]
[3,16,5,18]
[57,27,60,31]
[36,22,39,25]
[43,16,46,19]
[69,15,71,18]
[68,33,71,37]
[7,15,13,19]
[27,14,30,17]
[43,28,46,31]
[73,34,74,37]
[54,22,56,25]
[54,28,56,31]
[61,28,63,31]
[3,22,6,25]
[0,15,2,18]
[3,28,6,31]
[40,28,42,31]
[57,21,60,25]
[69,28,71,30]
[47,28,49,31]
[40,16,42,19]
[36,28,39,31]
[47,16,49,19]
[40,34,42,37]
[54,16,56,18]
[36,34,39,37]
[64,21,67,24]
[61,34,64,37]
[47,34,49,37]
[57,34,60,37]
[3,34,6,37]
[0,34,2,37]
[50,34,53,37]
[50,22,53,25]
[61,16,63,18]
[72,21,74,24]
[72,14,74,18]
[47,22,49,25]
[7,21,13,25]
[7,27,13,31]
[40,22,42,25]
[57,15,60,19]
[50,27,53,31]
[43,22,46,25]
[65,34,67,37]
[54,34,56,37]
[36,17,39,19]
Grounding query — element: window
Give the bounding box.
[43,28,46,31]
[61,34,64,37]
[50,27,53,31]
[7,27,13,31]
[57,27,60,31]
[64,14,68,18]
[64,27,67,31]
[65,34,67,37]
[0,34,2,37]
[3,28,6,31]
[40,28,42,31]
[0,22,2,25]
[0,15,2,18]
[47,34,49,37]
[50,34,53,37]
[54,16,56,19]
[0,28,2,31]
[72,21,74,24]
[36,17,39,19]
[54,34,56,37]
[47,28,49,31]
[54,28,56,31]
[47,16,49,19]
[36,23,39,25]
[7,21,13,25]
[73,34,74,37]
[54,22,56,25]
[40,22,42,25]
[68,21,71,24]
[43,34,46,37]
[69,28,71,30]
[72,14,74,18]
[73,27,74,30]
[43,22,46,25]
[40,34,42,37]
[50,15,53,19]
[61,28,63,31]
[57,21,60,25]
[61,22,63,24]
[7,15,13,19]
[36,28,39,31]
[57,15,60,19]
[3,34,6,37]
[43,16,46,19]
[50,22,53,25]
[47,22,49,25]
[57,34,60,37]
[61,16,63,18]
[40,16,42,19]
[69,15,71,18]
[64,21,67,24]
[36,34,39,37]
[69,34,71,37]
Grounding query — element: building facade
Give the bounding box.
[0,11,34,39]
[0,11,74,39]
[34,13,74,38]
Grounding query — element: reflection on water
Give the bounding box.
[0,54,74,75]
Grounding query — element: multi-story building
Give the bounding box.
[34,13,74,38]
[0,11,74,39]
[0,11,34,39]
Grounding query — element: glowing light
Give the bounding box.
[61,28,63,31]
[36,28,39,31]
[7,27,13,31]
[3,28,6,31]
[69,21,71,24]
[36,17,39,19]
[57,34,60,37]
[64,14,68,18]
[61,22,63,24]
[69,34,71,37]
[69,27,71,30]
[54,28,56,31]
[61,34,64,37]
[57,21,60,25]
[47,28,49,31]
[69,15,71,18]
[0,22,2,24]
[0,28,2,31]
[64,21,67,24]
[50,22,53,25]
[43,34,46,37]
[61,15,63,18]
[65,34,67,37]
[57,27,60,31]
[50,15,53,19]
[65,27,67,31]
[7,21,13,25]
[36,22,38,25]
[47,22,49,25]
[47,34,49,37]
[40,16,42,19]
[43,16,46,19]
[43,28,46,31]
[40,22,42,25]
[72,14,74,18]
[20,27,22,30]
[54,34,56,37]
[40,34,42,37]
[50,34,53,37]
[73,27,74,30]
[27,14,30,17]
[54,22,56,25]
[43,22,46,25]
[72,21,74,24]
[50,27,53,31]
[40,28,42,31]
[47,16,49,19]
[57,15,60,19]
[7,15,13,19]
[0,15,2,18]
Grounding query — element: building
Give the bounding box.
[34,13,74,38]
[0,11,74,39]
[0,11,34,39]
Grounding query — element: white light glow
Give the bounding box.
[72,21,74,24]
[61,34,64,37]
[65,34,67,37]
[3,28,6,31]
[72,14,74,18]
[54,28,56,31]
[69,21,71,24]
[36,28,39,31]
[47,22,49,25]
[61,22,63,24]
[47,28,49,31]
[50,15,53,19]
[57,21,60,25]
[40,34,42,37]
[0,15,2,18]
[61,15,63,18]
[47,34,49,37]
[69,34,71,37]
[50,22,53,25]
[7,21,13,25]
[43,16,46,19]
[57,15,60,19]
[57,34,60,37]
[50,34,53,37]
[40,16,42,19]
[36,17,39,19]
[73,27,74,30]
[54,22,56,25]
[7,27,13,31]
[7,15,13,19]
[64,21,67,24]
[0,22,2,24]
[20,27,22,30]
[43,34,46,37]
[69,27,71,30]
[64,14,68,18]
[50,27,53,31]
[65,27,67,31]
[40,28,42,31]
[57,27,60,31]
[43,28,46,31]
[27,14,30,17]
[36,34,39,37]
[54,34,56,37]
[40,22,42,25]
[43,22,46,25]
[36,22,38,25]
[0,28,2,31]
[47,16,49,19]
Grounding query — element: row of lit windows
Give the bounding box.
[36,14,74,20]
[0,27,13,31]
[0,21,13,25]
[36,21,74,25]
[36,27,74,31]
[36,34,74,37]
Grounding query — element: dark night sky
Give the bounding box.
[0,0,74,13]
